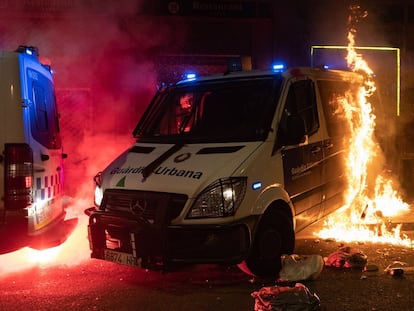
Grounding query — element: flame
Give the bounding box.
[316,5,412,246]
[0,133,132,276]
[0,201,90,276]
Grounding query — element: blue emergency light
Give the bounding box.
[183,72,197,81]
[16,45,39,57]
[271,63,285,72]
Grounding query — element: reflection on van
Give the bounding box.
[0,46,72,253]
[86,67,363,277]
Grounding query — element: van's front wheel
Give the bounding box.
[238,208,295,278]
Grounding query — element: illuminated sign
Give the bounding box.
[162,0,269,18]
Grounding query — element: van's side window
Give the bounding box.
[33,85,48,131]
[277,79,319,148]
[317,80,353,138]
[285,79,319,135]
[29,70,62,149]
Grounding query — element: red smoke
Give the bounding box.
[0,1,174,274]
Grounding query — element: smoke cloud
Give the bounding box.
[0,1,184,272]
[0,2,166,190]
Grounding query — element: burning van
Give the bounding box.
[86,66,364,277]
[0,46,71,253]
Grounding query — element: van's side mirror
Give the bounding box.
[286,114,306,145]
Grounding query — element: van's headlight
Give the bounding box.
[94,185,103,207]
[187,177,247,218]
[93,172,103,207]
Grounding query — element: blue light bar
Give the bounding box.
[183,72,197,81]
[16,45,39,57]
[272,63,285,72]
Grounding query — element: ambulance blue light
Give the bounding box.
[252,181,262,190]
[25,48,33,55]
[272,63,285,72]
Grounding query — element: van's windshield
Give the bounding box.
[134,76,283,143]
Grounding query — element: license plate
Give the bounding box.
[33,200,54,230]
[103,249,141,267]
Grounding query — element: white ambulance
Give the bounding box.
[0,46,69,252]
[86,66,362,277]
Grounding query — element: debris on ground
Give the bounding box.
[324,246,367,268]
[278,254,324,282]
[384,261,409,277]
[251,282,321,311]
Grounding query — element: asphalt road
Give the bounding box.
[1,215,414,311]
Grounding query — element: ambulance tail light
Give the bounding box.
[187,177,247,219]
[4,144,33,210]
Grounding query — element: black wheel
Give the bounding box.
[238,207,295,278]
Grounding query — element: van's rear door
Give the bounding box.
[19,52,65,234]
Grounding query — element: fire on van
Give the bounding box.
[86,66,364,277]
[0,46,75,253]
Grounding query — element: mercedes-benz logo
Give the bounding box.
[130,199,147,215]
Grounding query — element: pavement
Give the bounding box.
[1,206,414,311]
[291,201,414,311]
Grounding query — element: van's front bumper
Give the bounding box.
[87,209,253,270]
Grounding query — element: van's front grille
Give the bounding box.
[101,189,187,225]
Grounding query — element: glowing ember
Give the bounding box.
[317,5,412,246]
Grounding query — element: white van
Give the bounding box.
[0,46,69,252]
[86,66,361,277]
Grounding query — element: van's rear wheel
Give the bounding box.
[238,208,295,278]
